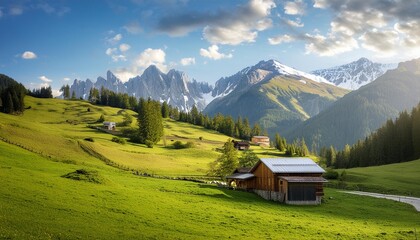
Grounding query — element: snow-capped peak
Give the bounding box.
[311,58,397,90]
[255,59,331,84]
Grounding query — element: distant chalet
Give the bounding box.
[232,140,250,151]
[251,136,270,147]
[103,121,116,130]
[227,158,327,205]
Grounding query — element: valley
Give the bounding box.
[1,96,420,239]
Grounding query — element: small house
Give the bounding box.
[232,140,250,150]
[226,158,327,205]
[103,121,116,130]
[251,136,270,146]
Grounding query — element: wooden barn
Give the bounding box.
[226,158,327,205]
[232,140,250,150]
[251,136,270,146]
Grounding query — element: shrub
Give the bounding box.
[173,141,184,149]
[97,114,105,123]
[111,137,126,145]
[84,137,94,142]
[172,141,195,149]
[323,169,339,179]
[61,169,105,184]
[145,140,154,148]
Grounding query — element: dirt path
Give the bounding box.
[343,191,420,211]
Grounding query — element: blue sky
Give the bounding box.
[0,0,419,95]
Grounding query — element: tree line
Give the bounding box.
[28,86,53,98]
[323,102,420,168]
[0,74,26,114]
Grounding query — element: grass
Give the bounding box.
[332,160,420,197]
[1,140,420,239]
[1,97,419,239]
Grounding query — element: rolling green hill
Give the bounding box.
[331,159,420,197]
[1,96,420,239]
[204,75,348,134]
[286,58,420,150]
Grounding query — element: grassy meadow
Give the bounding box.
[332,160,420,197]
[1,97,419,239]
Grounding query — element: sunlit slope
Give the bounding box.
[1,140,419,239]
[0,97,229,176]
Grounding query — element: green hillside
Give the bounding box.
[286,58,420,150]
[204,75,348,134]
[1,97,420,239]
[331,159,420,197]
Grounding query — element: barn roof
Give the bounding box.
[226,173,255,180]
[280,176,327,183]
[255,158,325,174]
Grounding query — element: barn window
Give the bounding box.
[287,183,316,201]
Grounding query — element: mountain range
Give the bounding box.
[66,57,419,150]
[285,58,420,150]
[203,60,349,133]
[312,57,397,90]
[69,66,212,111]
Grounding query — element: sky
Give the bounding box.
[0,0,419,96]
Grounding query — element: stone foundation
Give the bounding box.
[254,190,285,202]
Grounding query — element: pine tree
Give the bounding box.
[251,123,261,137]
[208,139,239,178]
[242,118,251,140]
[137,99,164,145]
[412,103,420,159]
[161,101,169,118]
[239,150,259,167]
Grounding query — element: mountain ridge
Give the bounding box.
[312,58,397,90]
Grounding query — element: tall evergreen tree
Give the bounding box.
[251,123,261,137]
[208,139,239,178]
[137,99,164,145]
[161,101,169,118]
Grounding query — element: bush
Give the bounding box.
[172,141,195,149]
[111,137,126,145]
[97,114,105,123]
[84,137,94,142]
[173,141,184,149]
[323,169,339,179]
[145,140,154,148]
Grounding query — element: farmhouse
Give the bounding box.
[232,140,250,150]
[226,158,327,205]
[251,136,270,146]
[103,121,116,130]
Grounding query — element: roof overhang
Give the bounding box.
[280,176,328,183]
[226,173,255,180]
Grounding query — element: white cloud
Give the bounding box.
[124,21,143,34]
[39,76,53,83]
[285,18,304,27]
[135,48,167,70]
[157,0,276,45]
[10,7,23,15]
[119,43,131,52]
[268,34,295,45]
[22,51,37,59]
[105,48,117,56]
[200,45,233,60]
[304,33,359,56]
[284,0,306,15]
[113,48,168,82]
[313,0,327,9]
[111,55,127,62]
[304,0,420,59]
[360,29,399,54]
[180,57,196,66]
[63,77,71,81]
[108,33,122,44]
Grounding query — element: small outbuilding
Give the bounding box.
[226,158,327,205]
[232,140,250,150]
[103,121,116,130]
[251,136,270,146]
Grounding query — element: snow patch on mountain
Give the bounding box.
[311,58,397,90]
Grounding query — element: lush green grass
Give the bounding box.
[1,97,419,239]
[333,160,420,197]
[1,140,419,239]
